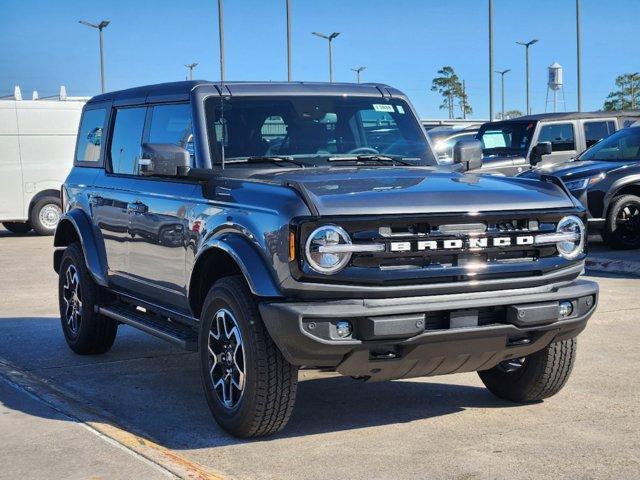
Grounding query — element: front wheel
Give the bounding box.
[603,194,640,250]
[199,276,298,438]
[479,339,576,402]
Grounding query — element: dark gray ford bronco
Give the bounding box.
[54,81,598,438]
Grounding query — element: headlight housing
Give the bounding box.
[556,215,586,260]
[563,172,606,191]
[305,225,352,274]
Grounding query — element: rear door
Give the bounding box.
[535,121,578,166]
[582,119,616,150]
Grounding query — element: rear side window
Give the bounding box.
[76,108,106,163]
[109,107,146,175]
[584,120,616,148]
[538,123,575,152]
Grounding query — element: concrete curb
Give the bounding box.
[586,256,640,277]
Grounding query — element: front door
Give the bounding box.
[535,122,578,167]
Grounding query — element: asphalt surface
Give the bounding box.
[1,227,639,479]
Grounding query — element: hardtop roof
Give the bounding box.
[487,110,640,124]
[86,80,407,105]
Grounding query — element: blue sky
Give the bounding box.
[1,0,638,118]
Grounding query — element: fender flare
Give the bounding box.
[190,233,282,299]
[53,209,108,286]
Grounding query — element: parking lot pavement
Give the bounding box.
[1,227,639,480]
[587,235,640,277]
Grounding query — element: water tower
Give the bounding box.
[545,62,567,112]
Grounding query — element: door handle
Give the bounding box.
[89,195,104,207]
[127,202,148,214]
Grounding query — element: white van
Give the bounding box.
[0,92,85,235]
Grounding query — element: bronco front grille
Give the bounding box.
[293,209,582,286]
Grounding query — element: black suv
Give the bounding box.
[54,81,598,438]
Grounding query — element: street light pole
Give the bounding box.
[218,0,226,82]
[312,32,340,82]
[351,66,366,84]
[79,20,110,93]
[286,0,292,81]
[185,63,198,81]
[488,0,494,120]
[516,39,539,115]
[576,0,582,112]
[496,69,511,119]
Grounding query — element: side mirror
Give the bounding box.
[530,141,552,165]
[139,143,190,177]
[453,139,483,171]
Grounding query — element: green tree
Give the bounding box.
[504,109,523,119]
[603,73,640,111]
[431,66,472,119]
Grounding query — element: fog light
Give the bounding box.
[335,320,353,338]
[559,301,574,318]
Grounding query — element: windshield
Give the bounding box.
[477,121,536,157]
[204,96,435,167]
[579,126,640,162]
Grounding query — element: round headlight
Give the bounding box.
[305,225,352,274]
[556,215,585,260]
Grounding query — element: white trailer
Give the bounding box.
[0,87,86,235]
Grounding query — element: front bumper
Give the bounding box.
[259,279,599,382]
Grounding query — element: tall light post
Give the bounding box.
[286,0,292,81]
[185,63,198,80]
[79,20,110,93]
[351,66,366,84]
[516,39,538,115]
[312,31,340,82]
[488,0,494,120]
[217,0,226,82]
[576,0,582,112]
[496,69,511,119]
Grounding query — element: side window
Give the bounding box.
[148,104,194,161]
[75,108,106,163]
[538,123,575,152]
[109,107,147,175]
[584,121,616,148]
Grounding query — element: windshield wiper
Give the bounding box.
[327,155,412,166]
[225,156,305,168]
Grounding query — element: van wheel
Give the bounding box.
[30,196,62,236]
[2,222,32,235]
[58,243,118,354]
[479,339,576,402]
[603,195,640,249]
[199,276,298,438]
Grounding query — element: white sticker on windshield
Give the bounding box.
[373,104,394,113]
[396,105,405,114]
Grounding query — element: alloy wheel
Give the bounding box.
[207,308,246,409]
[62,264,82,335]
[616,203,640,244]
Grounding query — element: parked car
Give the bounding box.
[0,91,86,234]
[54,81,597,438]
[520,125,640,249]
[475,111,640,176]
[427,126,480,164]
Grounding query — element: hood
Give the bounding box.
[522,160,635,181]
[251,167,575,216]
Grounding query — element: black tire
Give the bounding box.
[58,243,118,355]
[199,276,298,438]
[603,194,640,250]
[478,339,576,402]
[30,195,62,236]
[2,222,32,234]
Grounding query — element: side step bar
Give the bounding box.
[98,305,198,351]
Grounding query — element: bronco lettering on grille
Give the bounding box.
[389,235,535,252]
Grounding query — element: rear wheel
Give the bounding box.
[603,194,640,250]
[479,339,576,402]
[58,243,118,354]
[30,196,62,236]
[199,276,298,438]
[2,222,32,235]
